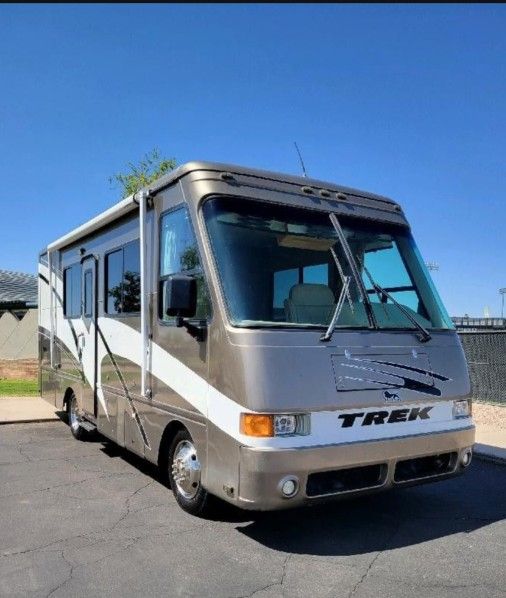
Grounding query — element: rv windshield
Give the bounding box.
[203,197,454,331]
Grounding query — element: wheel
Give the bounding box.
[167,429,211,516]
[67,392,87,441]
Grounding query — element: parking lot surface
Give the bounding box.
[1,421,504,598]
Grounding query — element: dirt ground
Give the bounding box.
[473,402,506,431]
[0,358,38,380]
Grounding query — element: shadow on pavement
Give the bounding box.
[237,461,506,555]
[64,417,505,557]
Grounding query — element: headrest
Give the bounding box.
[288,283,335,305]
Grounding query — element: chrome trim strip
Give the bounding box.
[247,424,475,453]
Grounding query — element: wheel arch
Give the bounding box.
[158,419,187,469]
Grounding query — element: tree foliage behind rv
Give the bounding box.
[110,149,177,199]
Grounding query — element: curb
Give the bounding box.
[0,416,60,426]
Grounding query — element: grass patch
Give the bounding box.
[0,378,39,396]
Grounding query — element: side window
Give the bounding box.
[303,264,328,285]
[105,240,141,315]
[83,270,93,317]
[63,264,82,318]
[159,208,210,321]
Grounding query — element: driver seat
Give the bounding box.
[284,283,335,324]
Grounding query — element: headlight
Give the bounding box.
[453,399,472,419]
[240,413,310,437]
[274,415,296,435]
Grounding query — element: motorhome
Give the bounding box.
[39,162,474,515]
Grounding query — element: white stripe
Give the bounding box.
[40,264,471,449]
[98,318,471,449]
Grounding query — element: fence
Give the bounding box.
[0,309,37,360]
[458,330,506,405]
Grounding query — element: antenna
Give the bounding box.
[293,142,308,178]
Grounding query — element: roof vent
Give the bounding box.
[319,189,331,198]
[220,172,235,181]
[301,186,314,195]
[336,192,347,201]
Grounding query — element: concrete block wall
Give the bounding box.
[0,309,38,360]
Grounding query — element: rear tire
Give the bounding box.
[167,429,211,516]
[67,392,87,441]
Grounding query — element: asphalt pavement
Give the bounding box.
[0,421,504,598]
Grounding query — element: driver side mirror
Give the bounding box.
[163,275,197,321]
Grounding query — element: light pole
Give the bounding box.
[500,288,506,319]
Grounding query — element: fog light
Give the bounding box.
[279,476,299,498]
[461,449,472,467]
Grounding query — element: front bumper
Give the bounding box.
[237,425,475,510]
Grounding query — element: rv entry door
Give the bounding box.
[80,256,98,417]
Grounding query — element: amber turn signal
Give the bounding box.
[240,413,274,437]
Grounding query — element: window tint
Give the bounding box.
[159,208,210,320]
[304,264,328,285]
[83,270,93,317]
[63,264,81,318]
[106,250,123,314]
[273,269,298,309]
[123,242,141,313]
[203,196,454,330]
[273,264,329,318]
[160,209,199,276]
[362,240,423,317]
[106,241,140,315]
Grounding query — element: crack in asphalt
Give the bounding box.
[107,479,156,532]
[234,553,292,598]
[2,423,504,598]
[44,550,75,598]
[0,448,102,467]
[361,572,506,594]
[1,478,175,562]
[2,535,86,559]
[348,519,403,598]
[0,469,142,501]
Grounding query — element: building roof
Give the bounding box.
[0,270,38,307]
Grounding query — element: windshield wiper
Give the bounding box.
[320,276,351,343]
[330,248,355,315]
[361,264,432,343]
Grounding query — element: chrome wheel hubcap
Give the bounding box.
[69,396,81,432]
[171,440,201,499]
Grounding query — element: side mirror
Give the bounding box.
[163,275,197,320]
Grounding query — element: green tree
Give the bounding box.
[110,149,177,199]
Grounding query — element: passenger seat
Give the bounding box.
[284,283,335,325]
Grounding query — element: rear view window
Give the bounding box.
[63,264,81,318]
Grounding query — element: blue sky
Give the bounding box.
[1,4,505,317]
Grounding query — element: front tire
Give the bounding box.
[67,392,87,441]
[167,429,211,516]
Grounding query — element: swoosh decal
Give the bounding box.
[364,359,451,382]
